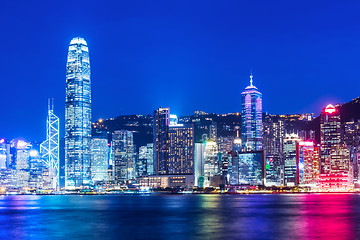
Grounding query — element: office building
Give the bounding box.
[194,143,205,187]
[265,154,282,186]
[138,143,154,176]
[91,135,109,183]
[203,141,219,187]
[235,151,264,185]
[298,141,319,185]
[40,99,59,189]
[0,140,10,169]
[112,130,135,183]
[153,108,195,178]
[15,140,31,188]
[241,74,263,151]
[284,133,301,186]
[29,149,43,189]
[320,104,341,174]
[168,122,194,174]
[153,107,170,175]
[65,37,92,188]
[319,145,352,191]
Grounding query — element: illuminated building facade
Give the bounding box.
[65,37,92,188]
[241,74,262,151]
[139,175,194,188]
[29,149,43,189]
[153,107,170,175]
[15,140,31,188]
[319,145,352,191]
[330,145,350,174]
[263,114,285,157]
[153,108,194,177]
[298,141,319,185]
[284,134,301,186]
[265,154,282,186]
[320,104,341,174]
[0,140,10,169]
[91,136,109,182]
[203,141,219,187]
[237,151,264,185]
[138,143,154,176]
[112,130,135,182]
[40,99,59,189]
[194,143,205,187]
[168,123,194,174]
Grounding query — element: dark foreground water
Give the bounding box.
[0,194,360,240]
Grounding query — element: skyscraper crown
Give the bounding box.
[70,37,87,45]
[245,74,258,90]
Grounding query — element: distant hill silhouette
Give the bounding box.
[338,96,360,123]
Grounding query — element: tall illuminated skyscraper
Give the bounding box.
[241,74,263,151]
[65,37,92,189]
[40,99,59,189]
[168,122,194,174]
[284,133,301,186]
[320,104,341,174]
[153,107,170,175]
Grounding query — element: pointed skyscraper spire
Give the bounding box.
[250,74,253,86]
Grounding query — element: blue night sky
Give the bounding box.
[1,1,360,141]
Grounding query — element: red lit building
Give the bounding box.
[319,104,352,191]
[320,104,341,174]
[298,141,319,185]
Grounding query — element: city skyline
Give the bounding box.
[1,1,360,141]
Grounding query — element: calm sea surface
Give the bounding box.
[0,194,359,240]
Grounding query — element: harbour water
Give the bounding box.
[0,194,359,240]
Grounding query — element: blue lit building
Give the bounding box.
[112,130,135,183]
[235,151,264,185]
[153,107,170,175]
[40,99,59,189]
[241,74,263,151]
[168,122,194,175]
[91,134,109,183]
[65,37,92,189]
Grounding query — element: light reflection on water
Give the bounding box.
[0,194,359,240]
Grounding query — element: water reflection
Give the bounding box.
[0,194,358,240]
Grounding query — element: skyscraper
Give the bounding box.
[153,108,195,176]
[15,140,31,188]
[298,141,319,185]
[65,37,92,189]
[320,104,341,174]
[284,133,301,186]
[236,151,264,185]
[241,74,263,151]
[112,130,135,183]
[168,123,194,174]
[203,141,219,187]
[91,135,109,183]
[153,107,170,175]
[40,99,59,189]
